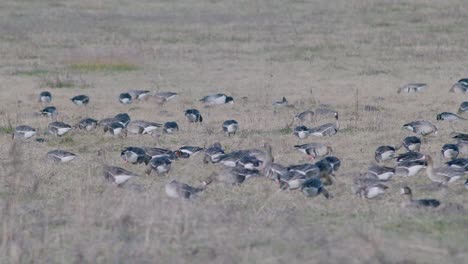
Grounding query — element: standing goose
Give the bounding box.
[128,90,150,100]
[185,109,203,123]
[13,125,36,139]
[366,164,395,180]
[441,144,459,160]
[375,145,397,163]
[309,112,339,137]
[295,110,314,122]
[397,83,427,93]
[222,120,239,136]
[436,112,466,121]
[200,94,234,105]
[48,122,72,136]
[103,165,138,185]
[40,106,58,118]
[395,160,426,177]
[119,92,132,104]
[165,180,203,199]
[449,79,468,94]
[127,120,161,135]
[425,155,465,184]
[70,95,89,106]
[103,122,127,137]
[146,156,172,175]
[301,177,332,199]
[402,136,422,152]
[77,118,98,131]
[458,101,468,114]
[403,120,438,136]
[203,142,225,164]
[293,125,310,139]
[38,91,52,103]
[47,150,78,163]
[141,147,177,161]
[163,121,179,134]
[400,186,440,208]
[294,143,332,161]
[176,146,204,158]
[120,147,151,165]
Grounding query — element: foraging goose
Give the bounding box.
[48,121,72,136]
[203,142,225,164]
[436,112,466,121]
[238,155,262,170]
[301,177,331,199]
[288,163,320,177]
[449,79,468,93]
[146,156,172,175]
[400,186,440,208]
[153,91,178,104]
[309,112,339,137]
[277,170,309,190]
[47,150,78,163]
[163,121,179,134]
[141,147,177,161]
[200,94,234,105]
[396,151,425,163]
[70,95,89,106]
[441,144,459,160]
[165,180,203,199]
[128,90,150,100]
[176,146,204,158]
[355,183,388,199]
[293,126,310,139]
[295,110,314,122]
[264,162,289,181]
[222,120,239,136]
[294,143,332,160]
[403,120,437,136]
[446,158,468,171]
[218,150,251,167]
[203,168,258,186]
[458,102,468,114]
[402,136,422,152]
[121,147,151,165]
[98,117,119,127]
[38,91,52,103]
[185,109,203,123]
[315,107,337,117]
[114,113,131,127]
[103,122,127,136]
[40,106,58,118]
[425,155,465,184]
[397,83,426,93]
[127,120,161,135]
[247,143,274,172]
[13,125,36,139]
[366,164,395,180]
[375,145,397,163]
[273,97,288,107]
[322,156,341,173]
[103,165,138,185]
[452,133,468,154]
[465,180,468,190]
[395,160,426,177]
[119,92,132,104]
[77,118,98,131]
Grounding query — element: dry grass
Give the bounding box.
[1,0,468,263]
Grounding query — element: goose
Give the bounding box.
[203,142,225,164]
[127,120,161,135]
[40,106,58,118]
[121,147,151,165]
[452,132,468,154]
[403,120,437,136]
[146,156,172,175]
[185,109,203,123]
[375,145,397,162]
[315,107,337,117]
[397,83,426,93]
[77,118,98,131]
[309,112,339,137]
[70,95,89,106]
[322,156,341,173]
[163,121,179,134]
[441,144,459,160]
[293,125,310,139]
[264,162,289,181]
[424,155,465,184]
[314,159,336,185]
[47,150,78,163]
[38,91,52,103]
[401,136,421,152]
[13,125,36,139]
[128,90,150,100]
[103,165,138,185]
[287,163,320,178]
[273,97,288,107]
[103,122,127,136]
[295,110,314,122]
[465,180,468,190]
[458,102,468,114]
[98,117,119,127]
[277,170,309,190]
[449,80,468,93]
[141,147,178,161]
[366,164,395,180]
[301,177,332,199]
[218,150,251,167]
[114,113,131,126]
[176,146,204,158]
[294,143,332,161]
[48,121,72,136]
[165,180,203,199]
[153,92,178,104]
[238,155,263,170]
[396,151,425,163]
[119,92,132,104]
[200,94,234,105]
[203,168,259,186]
[395,160,426,177]
[247,143,274,172]
[446,158,468,170]
[355,183,388,199]
[436,112,466,121]
[400,186,440,208]
[222,120,239,136]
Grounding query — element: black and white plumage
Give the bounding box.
[441,144,459,160]
[114,113,131,127]
[395,160,426,177]
[77,118,98,131]
[176,146,204,158]
[446,158,468,171]
[366,164,395,181]
[153,92,178,104]
[163,121,179,134]
[146,156,172,175]
[436,112,466,121]
[309,112,339,137]
[103,122,127,136]
[47,150,78,163]
[222,120,239,136]
[121,147,151,165]
[13,125,36,139]
[375,145,397,163]
[200,94,234,105]
[38,91,52,103]
[293,125,310,139]
[119,92,132,104]
[395,151,425,163]
[403,120,437,136]
[397,83,426,93]
[48,121,72,136]
[40,106,58,118]
[203,142,225,164]
[217,150,251,167]
[185,109,203,123]
[103,165,138,185]
[301,177,331,199]
[264,163,289,181]
[238,155,263,170]
[355,183,388,199]
[98,118,119,127]
[141,147,178,161]
[400,187,440,208]
[70,95,89,106]
[273,97,288,107]
[322,156,341,173]
[294,143,332,160]
[128,90,150,100]
[127,120,161,135]
[165,180,203,199]
[449,79,468,94]
[458,101,468,114]
[402,136,422,152]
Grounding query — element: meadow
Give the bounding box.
[1,0,468,263]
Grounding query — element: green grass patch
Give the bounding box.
[0,126,14,134]
[69,61,140,72]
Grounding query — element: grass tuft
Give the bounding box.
[69,59,140,72]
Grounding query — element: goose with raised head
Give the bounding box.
[309,112,339,137]
[294,143,332,161]
[103,165,138,185]
[47,150,78,163]
[403,120,437,136]
[397,83,426,93]
[425,155,465,184]
[200,94,234,105]
[402,136,421,152]
[48,121,72,136]
[13,125,36,139]
[165,180,203,199]
[441,144,459,160]
[203,142,224,164]
[70,95,89,106]
[400,186,440,208]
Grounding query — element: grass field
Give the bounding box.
[1,0,468,263]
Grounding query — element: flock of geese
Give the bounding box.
[10,78,468,206]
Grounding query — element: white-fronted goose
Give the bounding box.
[294,143,332,161]
[176,146,204,158]
[48,121,72,136]
[185,109,203,123]
[309,112,339,137]
[425,155,465,184]
[165,180,203,199]
[395,160,426,177]
[103,165,138,185]
[222,120,239,136]
[441,144,459,160]
[277,170,308,190]
[77,118,98,131]
[13,125,36,139]
[458,102,468,114]
[400,186,440,208]
[397,83,426,93]
[128,90,150,100]
[200,94,234,105]
[40,106,58,118]
[452,133,468,154]
[293,125,310,139]
[38,91,52,103]
[153,92,178,104]
[47,150,78,163]
[98,117,118,127]
[436,112,466,121]
[295,110,314,122]
[366,164,395,181]
[163,121,179,134]
[103,122,127,136]
[127,120,161,135]
[301,177,331,199]
[264,162,289,181]
[119,92,132,104]
[146,156,172,175]
[375,145,397,163]
[403,120,438,136]
[71,95,89,106]
[121,147,151,165]
[402,136,421,152]
[203,142,224,164]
